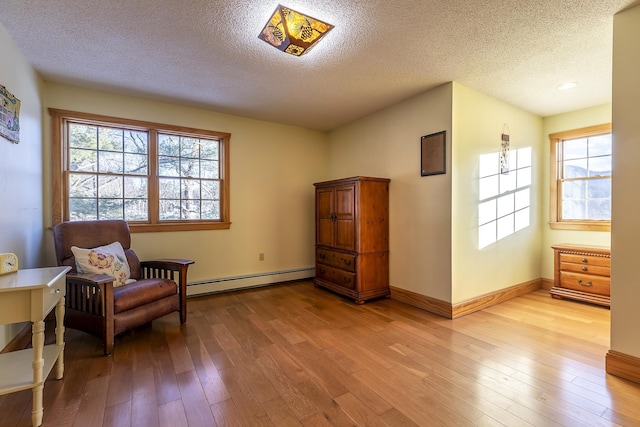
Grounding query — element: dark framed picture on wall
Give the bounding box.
[421,130,446,176]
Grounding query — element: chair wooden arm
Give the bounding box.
[66,273,115,315]
[67,272,115,286]
[140,259,194,324]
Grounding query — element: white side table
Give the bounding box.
[0,266,70,427]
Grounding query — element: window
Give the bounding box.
[478,147,532,249]
[50,109,230,232]
[549,124,611,231]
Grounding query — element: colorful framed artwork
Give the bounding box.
[0,84,20,144]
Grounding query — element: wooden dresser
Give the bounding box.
[550,244,610,307]
[313,176,390,304]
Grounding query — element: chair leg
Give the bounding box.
[102,284,115,355]
[103,316,114,355]
[104,338,114,356]
[179,266,188,324]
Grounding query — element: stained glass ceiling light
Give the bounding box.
[258,5,334,56]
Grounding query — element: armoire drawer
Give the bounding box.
[316,248,356,273]
[315,265,356,290]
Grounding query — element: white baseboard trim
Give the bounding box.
[186,267,315,297]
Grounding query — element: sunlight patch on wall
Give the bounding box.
[478,147,532,249]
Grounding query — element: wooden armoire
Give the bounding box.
[313,176,390,304]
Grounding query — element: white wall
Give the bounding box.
[611,3,640,358]
[328,82,547,305]
[451,84,543,302]
[328,84,453,302]
[540,104,612,279]
[43,83,328,292]
[0,23,46,347]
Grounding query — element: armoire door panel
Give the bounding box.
[317,219,335,247]
[334,185,355,251]
[335,220,356,251]
[335,185,355,218]
[316,187,335,247]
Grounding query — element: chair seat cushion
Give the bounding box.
[113,278,178,314]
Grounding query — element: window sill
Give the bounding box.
[548,221,610,232]
[129,221,231,233]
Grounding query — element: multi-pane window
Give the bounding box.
[51,109,230,232]
[157,134,220,221]
[549,124,611,231]
[68,124,149,221]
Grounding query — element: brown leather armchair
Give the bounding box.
[53,220,194,355]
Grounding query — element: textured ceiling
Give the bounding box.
[0,0,636,130]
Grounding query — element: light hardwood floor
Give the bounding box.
[1,281,639,427]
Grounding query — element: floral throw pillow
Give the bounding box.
[71,241,132,287]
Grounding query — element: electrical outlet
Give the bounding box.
[259,253,265,261]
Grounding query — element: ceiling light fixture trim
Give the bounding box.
[258,4,334,56]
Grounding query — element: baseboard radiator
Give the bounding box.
[187,267,315,297]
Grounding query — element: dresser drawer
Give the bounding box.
[559,253,610,268]
[560,261,610,277]
[559,272,610,296]
[43,275,66,315]
[316,248,356,273]
[316,265,356,290]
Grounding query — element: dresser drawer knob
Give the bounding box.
[582,258,588,263]
[582,266,588,271]
[319,253,326,259]
[578,279,592,286]
[55,288,61,293]
[342,259,352,266]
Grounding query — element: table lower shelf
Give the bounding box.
[0,344,63,395]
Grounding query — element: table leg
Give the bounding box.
[55,296,65,379]
[31,320,45,427]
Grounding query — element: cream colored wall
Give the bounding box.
[540,104,612,280]
[611,4,640,358]
[42,83,328,289]
[328,83,453,302]
[0,23,46,347]
[451,83,543,302]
